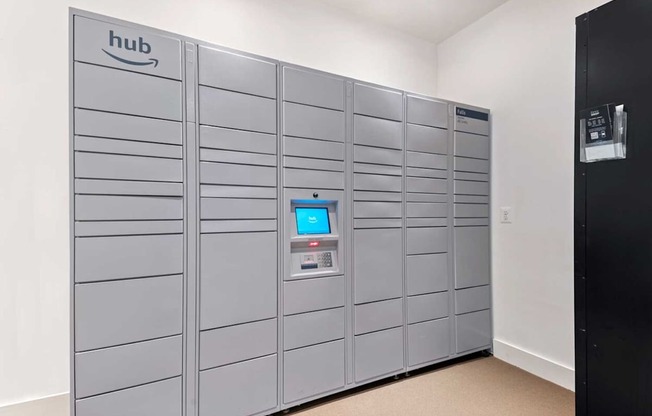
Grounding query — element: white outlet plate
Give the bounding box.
[500,207,513,223]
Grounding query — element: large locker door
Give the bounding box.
[576,1,652,415]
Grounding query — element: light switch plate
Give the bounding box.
[500,207,513,223]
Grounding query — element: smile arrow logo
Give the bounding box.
[102,49,159,67]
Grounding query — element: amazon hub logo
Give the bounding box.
[102,30,159,68]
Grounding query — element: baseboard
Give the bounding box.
[493,339,575,391]
[0,393,69,416]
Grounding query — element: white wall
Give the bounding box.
[0,0,438,407]
[437,0,611,390]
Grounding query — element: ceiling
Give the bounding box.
[315,0,509,43]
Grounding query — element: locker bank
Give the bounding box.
[69,9,491,416]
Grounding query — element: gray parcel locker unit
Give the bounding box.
[281,66,348,407]
[197,45,280,416]
[70,9,492,416]
[71,14,184,416]
[352,82,406,384]
[404,94,451,370]
[452,105,492,354]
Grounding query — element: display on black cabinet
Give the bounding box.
[579,103,627,163]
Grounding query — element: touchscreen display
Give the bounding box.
[295,207,331,235]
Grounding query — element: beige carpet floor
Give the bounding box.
[292,357,574,416]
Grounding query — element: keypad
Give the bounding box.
[317,252,333,268]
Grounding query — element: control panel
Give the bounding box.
[300,251,334,270]
[285,191,342,280]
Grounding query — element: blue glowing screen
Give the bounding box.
[295,207,331,235]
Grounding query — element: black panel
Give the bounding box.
[576,1,652,415]
[574,12,588,416]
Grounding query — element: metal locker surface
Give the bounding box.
[354,327,404,383]
[75,152,183,183]
[74,136,182,159]
[283,276,345,315]
[74,109,182,145]
[75,195,182,221]
[406,124,448,155]
[284,157,344,173]
[354,145,403,167]
[199,86,276,134]
[75,377,182,416]
[408,318,450,367]
[354,228,403,304]
[200,125,277,155]
[200,148,277,167]
[454,204,489,219]
[75,234,183,283]
[454,156,490,174]
[74,179,183,197]
[74,16,182,80]
[284,168,344,190]
[200,198,276,220]
[455,218,490,227]
[200,232,277,329]
[353,163,402,177]
[454,131,490,160]
[74,62,182,121]
[75,275,183,351]
[407,293,449,324]
[407,151,447,170]
[283,136,344,161]
[199,355,278,416]
[353,83,403,121]
[354,298,403,335]
[200,185,277,200]
[407,202,448,218]
[201,220,277,234]
[406,253,448,296]
[406,167,448,180]
[354,173,402,193]
[354,115,403,150]
[407,218,447,228]
[354,218,403,229]
[407,227,447,256]
[198,45,277,99]
[75,335,182,398]
[283,67,345,111]
[200,162,277,187]
[354,191,403,202]
[454,171,489,182]
[454,227,490,289]
[283,102,345,142]
[454,194,489,204]
[454,180,490,196]
[354,201,402,219]
[75,220,183,237]
[284,308,345,351]
[456,309,492,353]
[199,319,277,370]
[283,340,345,404]
[406,176,448,194]
[407,193,448,203]
[455,285,491,315]
[406,96,448,129]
